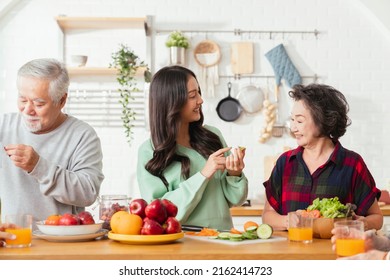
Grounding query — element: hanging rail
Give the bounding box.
[156,28,319,39]
[219,74,319,81]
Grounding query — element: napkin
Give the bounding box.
[265,44,302,88]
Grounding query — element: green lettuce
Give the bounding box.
[307,197,348,218]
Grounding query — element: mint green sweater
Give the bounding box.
[137,125,248,231]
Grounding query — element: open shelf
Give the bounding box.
[67,66,147,76]
[55,16,147,31]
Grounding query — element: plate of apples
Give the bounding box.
[107,198,184,245]
[35,211,105,239]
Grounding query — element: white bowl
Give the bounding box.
[70,55,88,67]
[36,221,103,236]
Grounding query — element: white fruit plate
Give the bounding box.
[36,221,103,236]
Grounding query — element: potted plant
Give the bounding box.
[110,44,151,145]
[165,31,189,65]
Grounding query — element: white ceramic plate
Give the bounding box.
[33,229,108,242]
[36,221,103,236]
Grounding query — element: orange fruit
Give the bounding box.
[110,211,129,233]
[110,211,143,235]
[244,221,259,231]
[45,214,62,225]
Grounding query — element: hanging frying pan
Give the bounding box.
[236,84,264,114]
[216,82,243,122]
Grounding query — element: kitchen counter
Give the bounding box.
[0,231,336,260]
[230,204,390,216]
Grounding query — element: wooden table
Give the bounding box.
[0,232,336,260]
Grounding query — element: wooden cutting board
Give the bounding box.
[231,42,254,74]
[185,235,286,246]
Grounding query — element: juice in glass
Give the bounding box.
[288,211,313,243]
[5,228,32,247]
[336,238,365,257]
[4,214,33,248]
[288,227,313,243]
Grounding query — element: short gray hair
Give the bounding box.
[17,58,69,104]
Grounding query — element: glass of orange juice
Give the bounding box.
[288,211,313,243]
[333,220,364,257]
[5,214,33,248]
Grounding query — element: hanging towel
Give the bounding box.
[265,44,302,88]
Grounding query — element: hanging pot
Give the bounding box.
[216,82,243,122]
[236,84,264,114]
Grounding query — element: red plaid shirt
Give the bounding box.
[263,141,380,215]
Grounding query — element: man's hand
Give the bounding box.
[4,144,40,173]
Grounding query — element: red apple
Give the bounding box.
[77,211,95,225]
[141,217,165,235]
[161,199,178,217]
[164,217,182,234]
[58,213,80,226]
[129,198,148,219]
[144,199,167,224]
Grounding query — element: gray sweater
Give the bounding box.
[0,113,104,224]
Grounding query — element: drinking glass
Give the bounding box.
[288,211,313,243]
[333,220,364,257]
[4,214,33,248]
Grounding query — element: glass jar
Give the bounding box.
[99,195,131,230]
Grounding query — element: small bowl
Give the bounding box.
[36,221,103,236]
[313,217,351,239]
[70,55,88,67]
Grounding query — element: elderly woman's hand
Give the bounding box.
[0,223,17,247]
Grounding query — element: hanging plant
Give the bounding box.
[110,44,151,145]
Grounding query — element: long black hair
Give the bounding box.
[146,65,223,186]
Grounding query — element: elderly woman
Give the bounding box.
[262,84,383,231]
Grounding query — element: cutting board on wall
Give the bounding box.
[231,42,254,74]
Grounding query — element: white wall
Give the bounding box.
[1,0,390,211]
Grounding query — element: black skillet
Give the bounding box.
[216,82,243,122]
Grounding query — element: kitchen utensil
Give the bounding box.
[70,55,88,67]
[216,82,243,122]
[236,84,264,114]
[265,44,301,88]
[185,234,286,246]
[108,231,184,245]
[36,221,103,236]
[194,40,221,97]
[271,86,284,137]
[231,42,254,75]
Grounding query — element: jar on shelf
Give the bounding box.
[99,195,131,230]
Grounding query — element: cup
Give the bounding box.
[288,211,313,243]
[333,220,364,257]
[4,214,33,248]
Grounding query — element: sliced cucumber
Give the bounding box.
[228,233,243,241]
[245,225,258,232]
[256,223,273,239]
[218,232,231,240]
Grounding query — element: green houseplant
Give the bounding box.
[165,31,189,65]
[165,31,190,49]
[110,44,151,145]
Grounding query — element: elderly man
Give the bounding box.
[0,58,104,224]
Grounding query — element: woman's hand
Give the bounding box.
[0,223,16,247]
[201,147,231,179]
[225,147,245,176]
